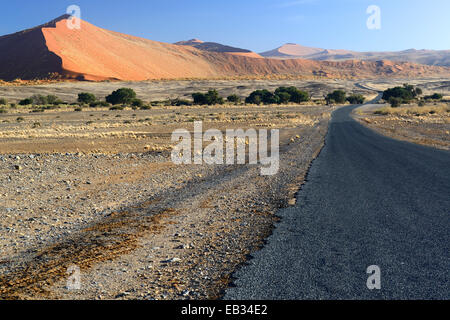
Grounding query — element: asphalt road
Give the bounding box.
[224,104,450,300]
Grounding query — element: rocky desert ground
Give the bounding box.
[0,78,448,300]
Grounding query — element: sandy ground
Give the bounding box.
[354,103,450,151]
[0,99,333,299]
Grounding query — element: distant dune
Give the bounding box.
[261,43,450,67]
[0,15,449,81]
[175,39,263,58]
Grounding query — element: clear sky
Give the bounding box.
[1,0,449,53]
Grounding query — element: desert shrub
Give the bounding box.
[74,107,83,112]
[31,94,63,105]
[32,122,41,128]
[30,94,49,105]
[140,105,152,110]
[171,99,192,106]
[346,94,366,104]
[326,90,346,104]
[0,98,7,105]
[109,106,125,111]
[424,93,443,101]
[192,90,224,105]
[418,100,426,107]
[46,95,63,105]
[16,117,25,122]
[19,95,63,106]
[192,93,208,105]
[275,87,310,103]
[277,92,291,104]
[19,98,33,106]
[389,97,403,108]
[382,84,420,103]
[106,88,137,105]
[78,92,97,104]
[227,94,241,104]
[246,90,278,105]
[0,108,7,113]
[131,98,144,108]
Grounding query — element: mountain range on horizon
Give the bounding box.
[175,40,450,67]
[258,43,450,66]
[0,14,449,82]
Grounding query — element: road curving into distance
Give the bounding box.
[224,102,450,300]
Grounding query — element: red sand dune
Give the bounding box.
[1,15,449,81]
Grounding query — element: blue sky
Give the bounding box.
[1,0,449,52]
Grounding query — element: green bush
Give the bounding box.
[424,93,443,101]
[326,90,346,104]
[78,92,97,104]
[46,95,63,105]
[244,87,310,105]
[192,90,224,105]
[106,88,137,105]
[389,97,403,108]
[382,84,420,103]
[346,94,366,104]
[131,98,144,108]
[30,94,49,105]
[277,92,291,104]
[245,90,279,105]
[19,98,33,106]
[74,107,83,112]
[275,87,309,103]
[227,94,241,104]
[19,95,63,106]
[0,98,7,105]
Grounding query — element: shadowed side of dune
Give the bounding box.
[0,17,65,81]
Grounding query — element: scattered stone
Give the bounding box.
[115,292,130,298]
[163,258,181,263]
[181,290,190,297]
